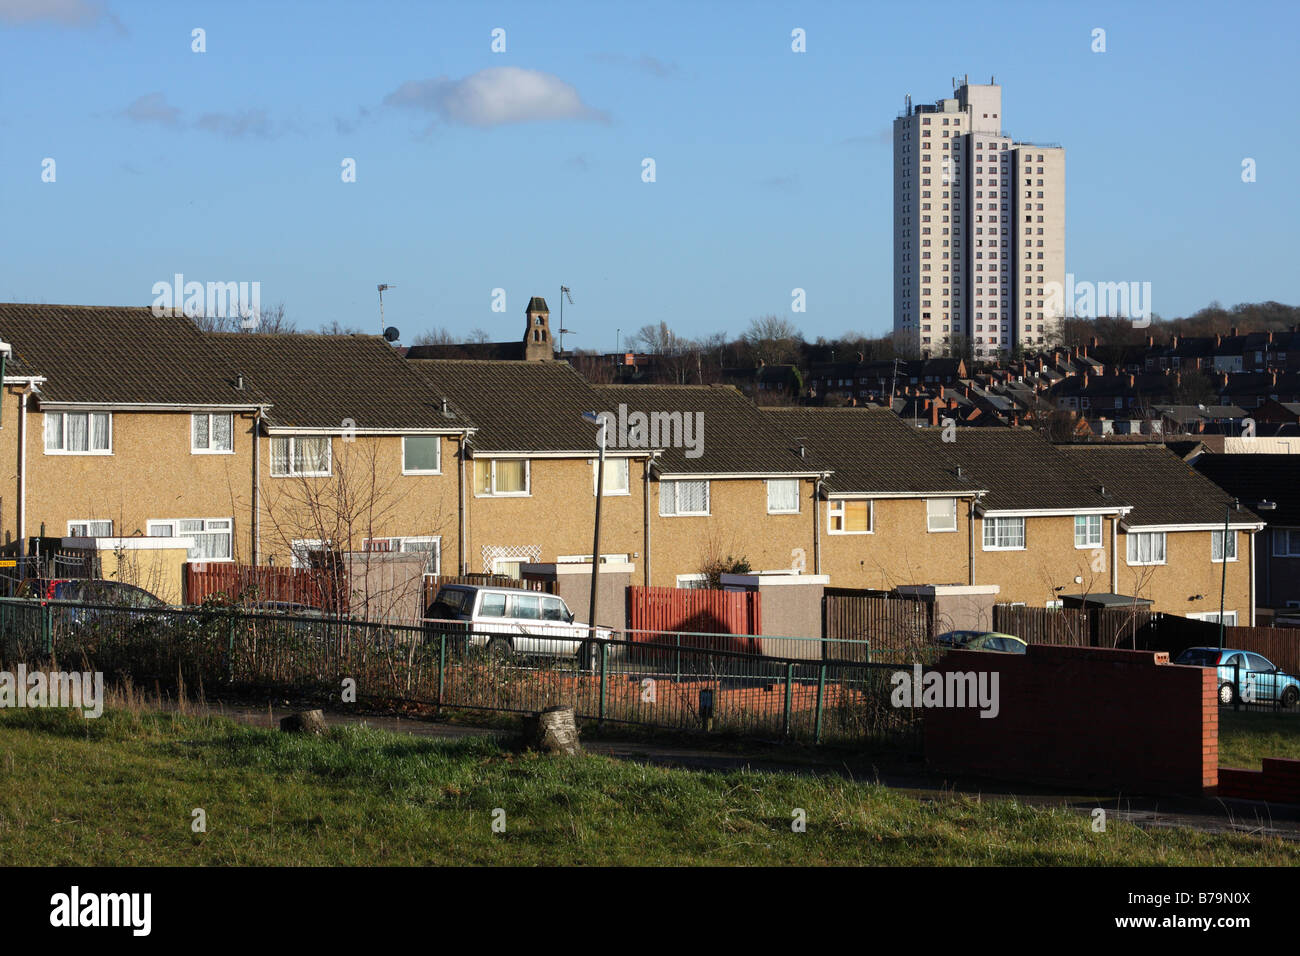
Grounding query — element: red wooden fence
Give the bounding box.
[626,586,761,653]
[184,563,340,611]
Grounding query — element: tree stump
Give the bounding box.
[523,705,582,756]
[280,709,327,736]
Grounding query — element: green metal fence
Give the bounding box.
[0,598,922,749]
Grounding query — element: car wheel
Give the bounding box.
[487,637,510,661]
[1283,686,1300,709]
[1219,682,1236,706]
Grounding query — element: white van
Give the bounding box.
[425,584,613,665]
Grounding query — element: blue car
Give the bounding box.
[1175,646,1300,708]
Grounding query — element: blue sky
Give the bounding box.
[1,0,1295,348]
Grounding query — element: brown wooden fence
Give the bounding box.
[1225,626,1300,676]
[822,590,932,661]
[993,604,1153,648]
[183,563,340,610]
[626,586,761,651]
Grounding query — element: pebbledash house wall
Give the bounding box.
[1114,528,1253,621]
[24,405,260,555]
[256,433,462,572]
[465,455,647,578]
[646,476,817,588]
[818,496,974,591]
[971,513,1115,606]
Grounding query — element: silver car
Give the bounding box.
[425,584,613,666]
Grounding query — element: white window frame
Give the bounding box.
[44,411,112,455]
[982,516,1026,551]
[191,413,235,455]
[1189,611,1237,625]
[766,479,801,515]
[270,435,332,477]
[361,535,442,574]
[67,519,113,537]
[1074,514,1102,549]
[401,435,442,475]
[675,573,708,589]
[1274,528,1300,557]
[828,499,873,535]
[926,497,958,533]
[491,557,525,579]
[290,538,329,569]
[1126,531,1167,566]
[660,479,710,517]
[592,458,630,496]
[474,458,531,497]
[148,517,234,562]
[558,553,631,565]
[1211,529,1238,563]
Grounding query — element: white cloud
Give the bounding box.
[0,0,116,27]
[384,67,608,128]
[122,92,180,126]
[195,109,277,139]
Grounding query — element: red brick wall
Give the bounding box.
[924,645,1217,797]
[1219,759,1300,803]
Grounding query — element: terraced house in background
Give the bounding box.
[0,302,1274,625]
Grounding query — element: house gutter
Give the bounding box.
[643,452,659,586]
[252,406,266,564]
[1249,529,1257,627]
[1110,516,1119,593]
[813,477,823,575]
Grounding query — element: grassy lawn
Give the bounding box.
[1219,710,1300,769]
[0,707,1296,865]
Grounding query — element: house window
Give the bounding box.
[1212,530,1237,563]
[402,436,441,474]
[192,413,234,453]
[1074,515,1102,548]
[290,539,328,569]
[926,498,958,532]
[1273,529,1300,557]
[594,458,630,495]
[660,480,710,516]
[829,499,872,534]
[1189,611,1237,625]
[45,412,111,454]
[271,436,331,476]
[558,554,630,565]
[361,535,441,574]
[474,459,530,496]
[675,574,709,589]
[148,518,233,561]
[491,557,524,579]
[767,479,800,514]
[1126,532,1167,566]
[982,517,1025,550]
[68,520,112,537]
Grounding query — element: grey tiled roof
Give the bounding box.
[919,427,1126,513]
[0,303,258,406]
[1058,444,1246,527]
[208,333,469,430]
[408,359,602,452]
[593,385,822,476]
[761,406,978,495]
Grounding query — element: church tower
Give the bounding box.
[522,296,553,361]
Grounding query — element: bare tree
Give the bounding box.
[742,315,801,366]
[191,301,297,334]
[410,327,458,347]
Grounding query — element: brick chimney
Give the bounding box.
[1090,336,1099,348]
[1172,334,1180,348]
[1231,327,1238,337]
[1128,373,1135,387]
[1147,335,1154,347]
[930,401,940,427]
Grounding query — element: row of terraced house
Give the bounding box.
[0,302,1262,627]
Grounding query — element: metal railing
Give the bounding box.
[0,599,922,749]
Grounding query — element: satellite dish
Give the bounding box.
[383,327,401,343]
